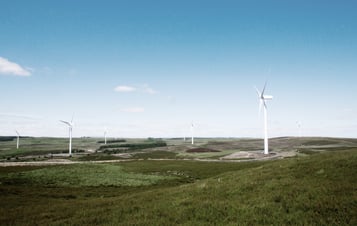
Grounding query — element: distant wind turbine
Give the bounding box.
[255,82,273,155]
[104,130,107,145]
[296,121,302,137]
[191,122,194,145]
[15,130,20,149]
[60,116,74,156]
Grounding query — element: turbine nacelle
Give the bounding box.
[255,83,273,102]
[262,95,273,100]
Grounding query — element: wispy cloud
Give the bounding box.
[114,85,137,92]
[141,84,158,94]
[0,112,41,120]
[0,57,31,76]
[120,107,145,113]
[114,84,157,94]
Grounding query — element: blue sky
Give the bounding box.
[1,0,357,138]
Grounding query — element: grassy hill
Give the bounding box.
[0,148,356,225]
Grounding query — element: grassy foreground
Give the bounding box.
[0,150,356,225]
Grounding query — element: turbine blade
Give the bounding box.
[254,86,261,97]
[60,120,71,127]
[261,81,267,96]
[15,130,20,136]
[71,113,74,124]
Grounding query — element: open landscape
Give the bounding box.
[2,1,357,225]
[1,136,356,225]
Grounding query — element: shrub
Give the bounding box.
[97,139,126,144]
[0,136,16,142]
[99,141,167,151]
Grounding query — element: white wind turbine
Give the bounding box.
[296,121,302,137]
[104,130,107,145]
[15,130,20,149]
[191,122,194,145]
[183,128,186,142]
[60,117,74,156]
[255,82,273,155]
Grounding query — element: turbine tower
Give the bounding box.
[182,125,186,142]
[255,82,273,155]
[15,130,20,149]
[191,122,194,145]
[60,117,74,156]
[296,121,302,137]
[104,130,107,145]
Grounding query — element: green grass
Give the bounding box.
[297,148,322,155]
[298,146,357,155]
[177,149,238,159]
[1,149,356,225]
[121,159,265,180]
[302,139,339,146]
[1,163,174,187]
[132,150,178,159]
[0,137,100,158]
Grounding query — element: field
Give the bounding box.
[0,136,356,225]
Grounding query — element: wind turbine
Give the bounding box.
[15,130,20,149]
[296,121,302,137]
[255,82,273,155]
[104,130,107,145]
[191,122,194,145]
[60,117,74,156]
[183,130,186,142]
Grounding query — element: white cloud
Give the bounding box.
[142,84,158,94]
[114,85,136,92]
[0,57,31,76]
[120,107,145,113]
[144,87,157,94]
[114,84,157,94]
